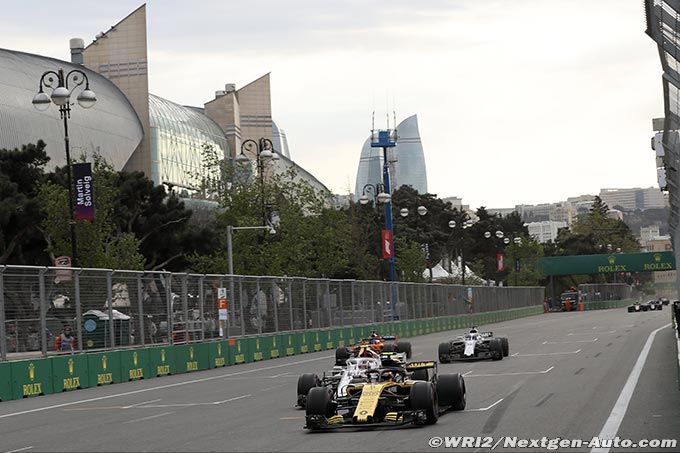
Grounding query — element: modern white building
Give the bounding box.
[526,221,567,243]
[599,187,668,211]
[640,225,661,243]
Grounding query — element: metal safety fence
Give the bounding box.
[0,265,544,361]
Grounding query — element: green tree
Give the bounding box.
[504,236,544,286]
[0,141,50,264]
[40,154,145,269]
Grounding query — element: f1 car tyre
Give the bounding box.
[436,373,466,411]
[382,343,396,353]
[335,347,350,366]
[438,342,451,363]
[491,338,503,361]
[627,306,635,313]
[306,387,335,417]
[396,341,412,358]
[499,337,509,357]
[297,373,320,403]
[409,381,439,424]
[411,368,429,382]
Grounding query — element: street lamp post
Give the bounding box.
[447,219,474,286]
[32,68,97,266]
[236,138,280,228]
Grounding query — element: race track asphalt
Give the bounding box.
[0,307,678,452]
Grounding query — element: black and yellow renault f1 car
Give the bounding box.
[303,360,466,430]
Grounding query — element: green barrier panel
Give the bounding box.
[306,331,323,353]
[0,361,12,401]
[148,346,175,377]
[87,351,121,386]
[347,326,357,346]
[233,337,252,364]
[299,331,311,354]
[334,328,347,348]
[51,354,89,392]
[11,358,53,399]
[174,343,210,373]
[208,340,228,368]
[252,336,271,361]
[120,348,151,381]
[269,335,283,359]
[281,332,299,356]
[318,329,333,350]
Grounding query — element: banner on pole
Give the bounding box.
[496,253,505,272]
[73,162,95,221]
[382,229,393,259]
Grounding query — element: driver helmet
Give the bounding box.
[382,371,394,381]
[370,331,380,338]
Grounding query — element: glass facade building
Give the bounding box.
[0,48,143,169]
[148,94,229,189]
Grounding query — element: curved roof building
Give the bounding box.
[354,114,428,200]
[0,48,143,169]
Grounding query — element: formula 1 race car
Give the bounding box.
[438,327,509,362]
[297,348,408,408]
[335,332,412,366]
[627,301,662,312]
[303,360,466,430]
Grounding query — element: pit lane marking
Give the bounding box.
[464,366,554,378]
[0,355,333,420]
[543,338,598,344]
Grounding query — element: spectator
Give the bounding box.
[55,325,75,351]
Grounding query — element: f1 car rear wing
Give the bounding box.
[382,335,397,341]
[479,332,493,337]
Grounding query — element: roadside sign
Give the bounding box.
[497,253,505,272]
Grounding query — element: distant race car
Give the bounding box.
[659,298,670,306]
[335,332,412,366]
[438,327,508,362]
[628,302,650,312]
[648,299,664,310]
[303,359,466,429]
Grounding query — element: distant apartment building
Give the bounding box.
[599,188,668,211]
[514,202,576,226]
[526,221,567,243]
[442,196,467,211]
[640,225,661,243]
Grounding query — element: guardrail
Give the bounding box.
[582,299,634,311]
[0,305,544,402]
[0,265,544,361]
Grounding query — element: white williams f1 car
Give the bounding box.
[438,328,509,362]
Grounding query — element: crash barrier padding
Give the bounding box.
[673,302,680,391]
[87,351,122,386]
[10,358,53,399]
[0,361,12,401]
[149,346,175,377]
[583,299,634,311]
[208,340,228,368]
[174,343,210,373]
[0,304,545,402]
[120,348,151,381]
[51,354,89,392]
[232,337,251,364]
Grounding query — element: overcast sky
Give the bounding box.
[0,0,664,209]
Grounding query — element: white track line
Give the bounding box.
[5,447,33,453]
[514,349,581,357]
[122,411,174,424]
[590,323,671,453]
[543,339,597,344]
[122,399,162,409]
[465,398,504,412]
[569,330,615,335]
[0,355,332,420]
[465,366,553,377]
